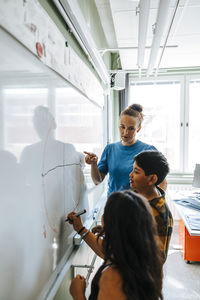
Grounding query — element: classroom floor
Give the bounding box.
[163,221,200,300]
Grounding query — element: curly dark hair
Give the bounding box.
[99,191,163,300]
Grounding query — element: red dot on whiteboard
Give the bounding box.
[43,224,47,239]
[36,42,43,58]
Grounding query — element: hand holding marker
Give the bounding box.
[66,209,87,237]
[65,209,86,222]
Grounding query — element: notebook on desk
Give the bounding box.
[173,163,200,210]
[185,215,200,230]
[173,198,200,211]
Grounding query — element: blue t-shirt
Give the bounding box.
[98,140,156,196]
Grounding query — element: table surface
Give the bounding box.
[174,203,200,236]
[171,189,200,236]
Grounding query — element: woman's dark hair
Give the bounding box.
[101,191,163,300]
[120,103,144,126]
[134,150,169,185]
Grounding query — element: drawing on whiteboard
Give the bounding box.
[20,106,88,236]
[41,162,82,177]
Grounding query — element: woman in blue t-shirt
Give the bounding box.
[84,104,157,196]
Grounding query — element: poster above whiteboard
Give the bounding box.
[0,0,104,107]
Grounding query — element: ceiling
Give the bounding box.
[94,0,200,75]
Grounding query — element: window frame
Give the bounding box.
[129,73,200,183]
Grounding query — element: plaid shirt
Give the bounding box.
[149,187,173,261]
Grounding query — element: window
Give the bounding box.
[3,88,48,159]
[188,79,200,171]
[55,87,103,158]
[130,75,200,175]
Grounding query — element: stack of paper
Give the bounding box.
[185,215,200,230]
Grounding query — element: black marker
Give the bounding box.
[65,209,87,222]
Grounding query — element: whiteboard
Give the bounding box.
[0,28,104,300]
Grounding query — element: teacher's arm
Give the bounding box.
[84,151,105,185]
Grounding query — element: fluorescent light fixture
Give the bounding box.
[147,0,171,76]
[137,0,150,70]
[53,0,110,85]
[155,0,180,76]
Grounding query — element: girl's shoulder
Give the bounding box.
[101,264,121,278]
[98,266,126,299]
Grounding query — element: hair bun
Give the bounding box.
[129,104,143,113]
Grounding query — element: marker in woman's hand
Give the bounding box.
[65,209,87,222]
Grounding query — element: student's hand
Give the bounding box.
[83,151,98,165]
[67,212,83,232]
[70,275,86,299]
[92,225,103,234]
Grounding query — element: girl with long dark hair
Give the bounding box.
[68,190,163,300]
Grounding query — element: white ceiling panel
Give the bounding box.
[161,38,200,68]
[94,0,117,48]
[170,5,200,37]
[93,0,200,73]
[112,11,138,46]
[109,0,139,12]
[119,49,138,69]
[109,0,139,48]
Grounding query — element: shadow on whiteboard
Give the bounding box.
[0,106,88,299]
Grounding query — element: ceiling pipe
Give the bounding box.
[137,0,150,74]
[99,45,178,56]
[147,0,171,76]
[155,0,181,77]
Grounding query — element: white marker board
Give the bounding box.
[0,28,104,300]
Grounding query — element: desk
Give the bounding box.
[174,202,200,263]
